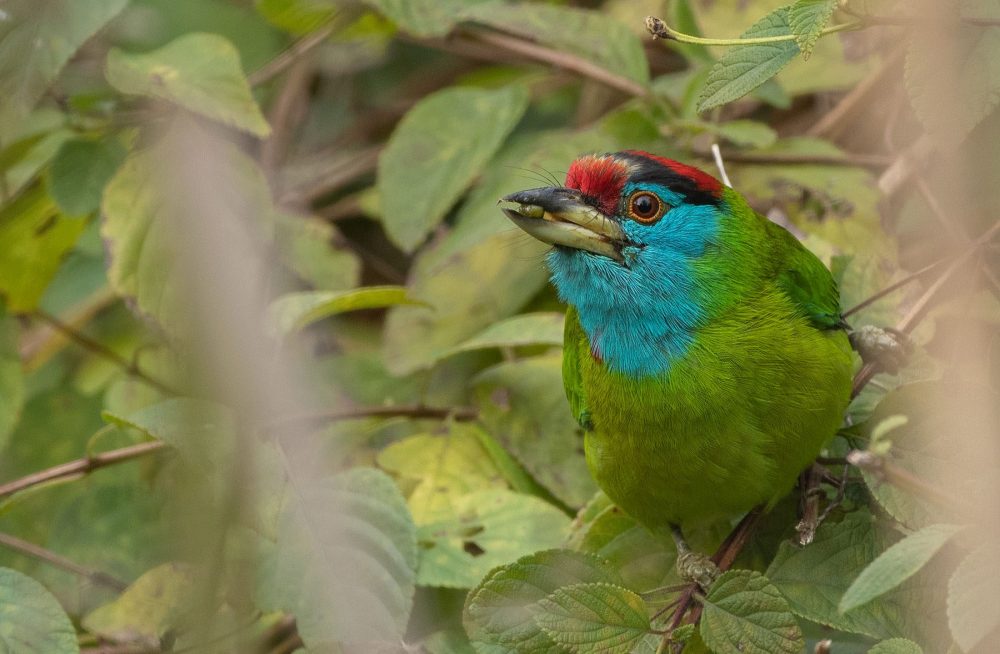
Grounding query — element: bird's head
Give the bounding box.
[500,150,727,291]
[499,151,732,373]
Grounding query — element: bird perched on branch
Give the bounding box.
[500,150,853,583]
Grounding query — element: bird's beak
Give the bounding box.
[498,187,626,263]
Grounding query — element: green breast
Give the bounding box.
[566,290,853,529]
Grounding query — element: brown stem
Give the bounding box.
[846,450,970,517]
[269,404,479,429]
[0,405,476,500]
[0,441,166,500]
[851,219,1000,397]
[248,19,338,87]
[32,310,178,396]
[695,148,893,168]
[0,531,128,591]
[842,257,947,318]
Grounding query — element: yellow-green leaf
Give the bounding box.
[83,563,195,643]
[788,0,838,57]
[268,286,419,334]
[0,186,86,312]
[105,33,270,137]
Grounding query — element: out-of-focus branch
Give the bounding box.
[248,19,338,87]
[261,57,316,180]
[846,450,970,517]
[268,404,479,429]
[0,405,477,500]
[693,148,892,168]
[0,441,166,500]
[0,531,128,591]
[851,219,1000,396]
[32,310,178,396]
[276,145,381,206]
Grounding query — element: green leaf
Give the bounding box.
[47,137,127,217]
[273,213,360,291]
[905,24,1000,143]
[464,549,623,654]
[474,355,597,508]
[256,468,417,647]
[268,286,419,334]
[377,85,528,251]
[382,231,549,374]
[0,567,78,653]
[377,422,507,523]
[868,639,923,654]
[101,125,276,337]
[700,570,803,654]
[714,120,779,148]
[83,563,195,643]
[788,0,838,57]
[534,582,650,654]
[0,310,24,454]
[577,504,676,594]
[0,0,129,137]
[840,523,962,614]
[698,8,800,112]
[767,511,916,640]
[462,4,650,86]
[416,489,570,588]
[105,33,270,137]
[0,186,86,312]
[363,0,493,37]
[255,0,336,34]
[947,542,1000,653]
[445,312,564,357]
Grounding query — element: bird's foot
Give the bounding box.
[676,551,719,590]
[849,325,913,374]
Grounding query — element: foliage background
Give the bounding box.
[0,0,997,653]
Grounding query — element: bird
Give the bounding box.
[499,150,854,581]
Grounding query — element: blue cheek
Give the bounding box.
[547,185,722,377]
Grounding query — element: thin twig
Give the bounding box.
[269,404,479,429]
[0,441,167,500]
[248,19,338,87]
[851,219,1000,396]
[694,148,893,168]
[261,57,316,181]
[462,29,649,98]
[846,450,970,516]
[808,44,906,138]
[0,405,477,500]
[32,310,178,396]
[842,257,947,318]
[0,531,128,591]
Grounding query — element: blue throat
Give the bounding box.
[546,191,721,377]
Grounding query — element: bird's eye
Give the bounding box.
[627,191,666,223]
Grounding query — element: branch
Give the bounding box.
[0,441,166,500]
[846,450,970,517]
[268,404,479,429]
[693,147,892,168]
[645,15,863,47]
[0,405,475,500]
[850,219,1000,396]
[0,531,128,591]
[32,310,178,396]
[248,19,338,87]
[465,29,649,98]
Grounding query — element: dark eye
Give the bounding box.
[627,191,665,223]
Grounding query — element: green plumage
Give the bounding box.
[562,187,853,529]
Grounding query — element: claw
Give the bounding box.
[676,551,719,589]
[849,325,913,374]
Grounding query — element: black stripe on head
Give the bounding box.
[616,151,723,207]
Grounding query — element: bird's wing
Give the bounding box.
[768,220,846,330]
[562,306,593,430]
